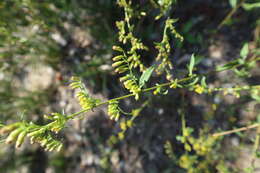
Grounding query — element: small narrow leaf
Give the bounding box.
[139,65,155,88]
[216,60,239,72]
[200,76,207,88]
[242,2,260,11]
[240,43,249,60]
[188,54,195,76]
[229,0,237,8]
[187,77,199,86]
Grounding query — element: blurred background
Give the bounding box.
[0,0,259,172]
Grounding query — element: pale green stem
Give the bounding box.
[217,0,246,30]
[67,75,194,120]
[213,123,260,137]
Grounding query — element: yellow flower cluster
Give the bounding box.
[76,91,97,110]
[28,129,63,152]
[108,101,120,121]
[155,18,183,80]
[0,121,63,152]
[0,123,26,148]
[112,50,141,100]
[188,135,216,156]
[70,76,100,110]
[120,120,133,131]
[164,140,175,160]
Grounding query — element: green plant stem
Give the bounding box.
[215,57,260,73]
[213,123,260,137]
[67,73,260,120]
[67,75,194,120]
[66,52,260,121]
[66,109,89,120]
[217,0,246,30]
[124,5,132,32]
[213,85,260,92]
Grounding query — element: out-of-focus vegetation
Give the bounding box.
[0,0,260,172]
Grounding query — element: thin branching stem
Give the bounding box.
[67,74,259,120]
[217,0,246,30]
[213,123,260,137]
[67,75,195,119]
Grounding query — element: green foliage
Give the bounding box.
[0,0,259,172]
[111,0,155,99]
[243,2,260,10]
[112,46,142,100]
[107,101,121,121]
[240,42,249,60]
[216,42,259,77]
[152,0,177,19]
[70,77,101,111]
[139,65,155,88]
[229,0,238,8]
[188,54,195,76]
[0,120,63,152]
[155,18,183,80]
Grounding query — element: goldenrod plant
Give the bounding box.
[0,0,260,172]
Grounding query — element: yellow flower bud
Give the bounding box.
[5,128,23,144]
[126,120,133,128]
[112,55,124,61]
[119,75,131,82]
[115,66,128,73]
[0,123,21,135]
[47,141,58,150]
[48,143,59,152]
[40,138,49,147]
[27,129,45,137]
[112,46,123,52]
[56,144,63,152]
[112,61,124,68]
[194,84,204,94]
[193,143,200,151]
[134,93,139,100]
[184,143,192,151]
[118,132,125,140]
[15,131,27,148]
[108,135,118,146]
[120,122,127,131]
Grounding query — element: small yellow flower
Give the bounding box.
[120,122,127,131]
[126,120,133,128]
[194,84,204,94]
[184,143,192,151]
[118,132,125,140]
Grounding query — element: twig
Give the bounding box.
[213,123,260,137]
[217,0,246,30]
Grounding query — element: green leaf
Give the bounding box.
[251,89,260,102]
[200,76,207,88]
[155,84,169,95]
[240,43,249,60]
[187,77,199,86]
[194,55,204,65]
[188,54,195,76]
[242,2,260,11]
[139,65,155,88]
[176,135,184,142]
[216,60,239,72]
[234,68,249,77]
[229,0,237,8]
[183,20,195,33]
